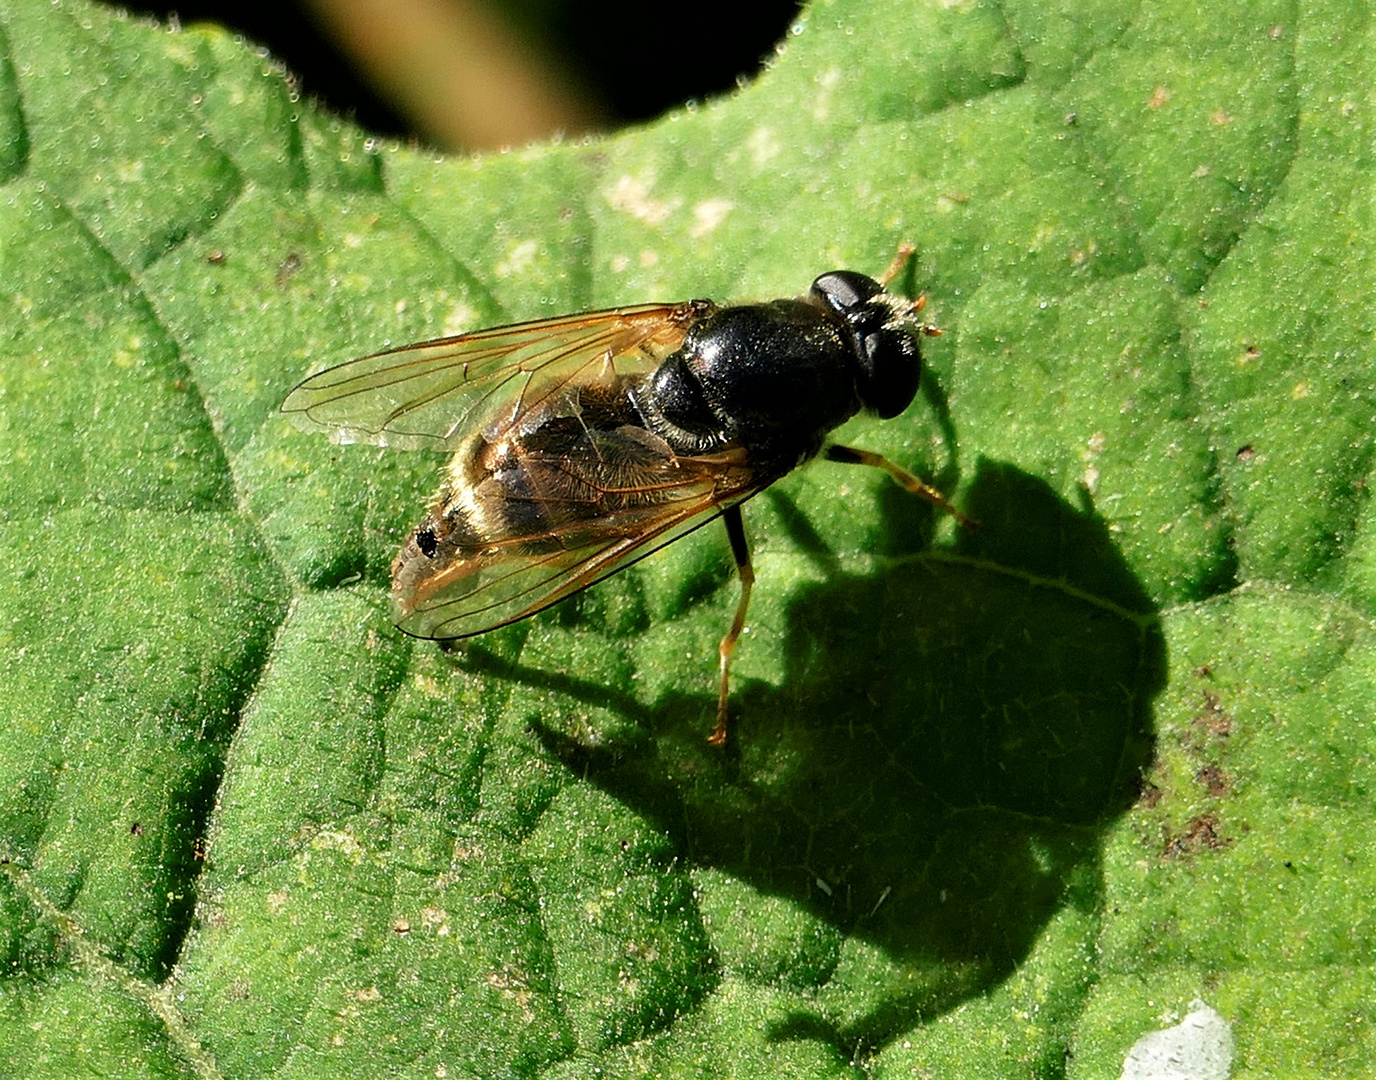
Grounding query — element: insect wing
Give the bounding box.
[281,303,705,450]
[394,444,759,640]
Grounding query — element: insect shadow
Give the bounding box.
[472,459,1164,1051]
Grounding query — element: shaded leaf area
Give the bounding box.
[0,0,1372,1077]
[527,462,1161,1051]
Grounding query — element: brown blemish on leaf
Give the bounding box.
[1163,811,1231,857]
[276,251,303,287]
[1195,764,1231,798]
[1193,691,1233,739]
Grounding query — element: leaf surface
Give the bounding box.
[0,0,1372,1076]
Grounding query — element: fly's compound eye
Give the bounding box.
[811,271,921,420]
[856,325,920,419]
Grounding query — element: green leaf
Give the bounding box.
[1,0,1373,1076]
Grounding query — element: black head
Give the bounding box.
[811,270,921,420]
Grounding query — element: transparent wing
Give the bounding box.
[394,442,760,639]
[281,302,708,450]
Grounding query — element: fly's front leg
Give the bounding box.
[825,445,976,529]
[877,243,917,288]
[710,504,754,746]
[875,244,942,331]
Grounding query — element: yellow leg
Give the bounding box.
[877,243,918,288]
[710,505,754,746]
[824,445,976,529]
[875,244,942,333]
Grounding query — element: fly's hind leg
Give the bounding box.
[824,445,976,529]
[710,504,754,746]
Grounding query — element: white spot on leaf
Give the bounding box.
[746,126,780,167]
[443,301,477,337]
[1121,999,1234,1080]
[690,198,733,237]
[496,239,538,278]
[605,174,680,225]
[812,67,841,121]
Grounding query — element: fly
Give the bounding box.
[282,247,969,744]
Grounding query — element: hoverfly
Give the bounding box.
[282,247,969,745]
